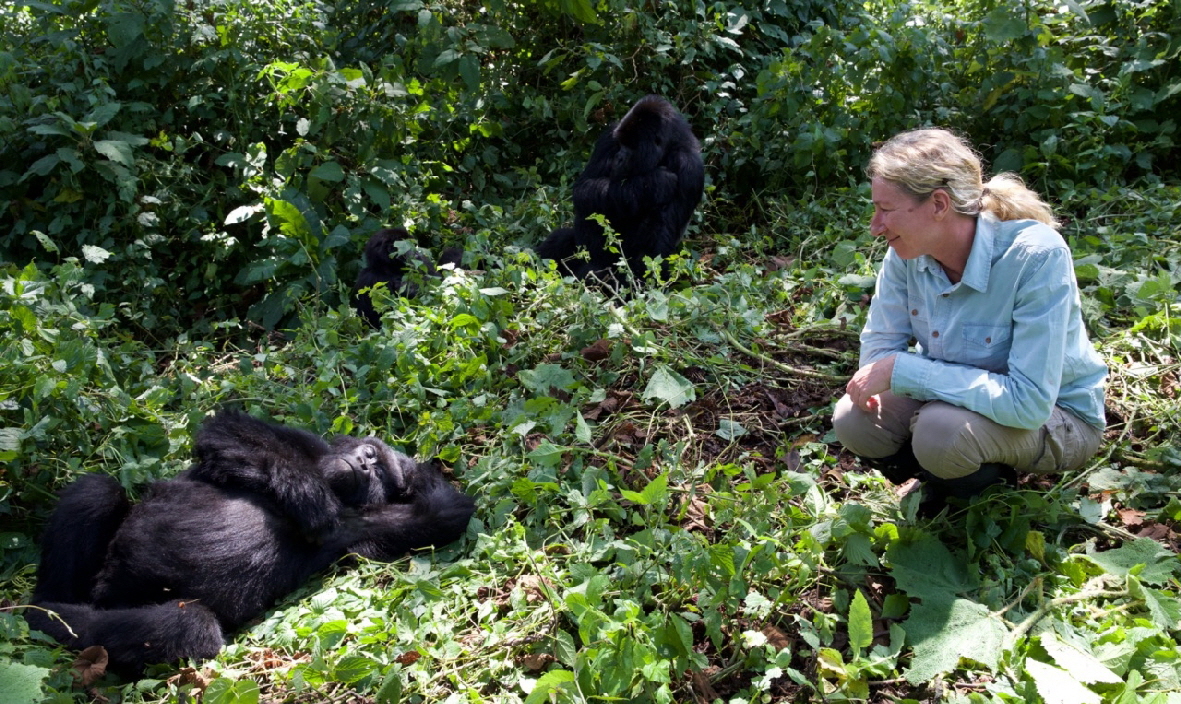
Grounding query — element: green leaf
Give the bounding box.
[32,231,58,253]
[459,55,480,91]
[525,669,576,704]
[310,161,346,182]
[93,140,135,166]
[558,0,598,24]
[1025,659,1100,704]
[848,589,873,654]
[642,365,696,409]
[333,655,377,684]
[519,364,576,394]
[716,418,747,440]
[903,598,1006,682]
[375,672,403,704]
[620,472,669,506]
[1039,633,1120,685]
[0,428,22,457]
[574,413,592,444]
[0,661,50,704]
[265,199,312,242]
[82,245,112,264]
[887,534,977,601]
[1084,538,1180,586]
[526,441,565,469]
[1130,578,1181,630]
[84,102,122,128]
[204,678,261,704]
[23,153,61,178]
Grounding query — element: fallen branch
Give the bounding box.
[720,329,850,383]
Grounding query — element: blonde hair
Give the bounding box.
[867,128,1059,228]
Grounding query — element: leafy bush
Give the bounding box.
[2,1,1180,702]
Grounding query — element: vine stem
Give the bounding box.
[720,329,850,383]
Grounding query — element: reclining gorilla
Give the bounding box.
[25,410,476,676]
[536,94,705,284]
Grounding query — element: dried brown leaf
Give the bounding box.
[71,645,108,687]
[395,651,422,666]
[761,624,794,651]
[580,339,612,362]
[520,652,554,671]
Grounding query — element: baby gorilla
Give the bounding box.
[25,411,476,676]
[352,227,463,328]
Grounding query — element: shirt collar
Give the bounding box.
[960,213,997,292]
[913,212,996,292]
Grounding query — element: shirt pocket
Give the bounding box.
[958,324,1011,372]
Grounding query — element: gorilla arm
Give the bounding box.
[327,460,476,561]
[184,410,345,539]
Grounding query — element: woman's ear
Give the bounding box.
[930,188,952,220]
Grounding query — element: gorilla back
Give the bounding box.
[26,411,476,676]
[536,95,705,283]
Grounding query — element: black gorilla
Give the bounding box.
[25,411,476,676]
[536,95,705,282]
[353,227,463,328]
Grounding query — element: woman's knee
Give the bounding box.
[833,394,907,459]
[910,403,984,479]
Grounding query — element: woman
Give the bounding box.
[833,128,1107,510]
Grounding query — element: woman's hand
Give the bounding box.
[846,355,897,412]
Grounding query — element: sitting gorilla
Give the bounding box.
[353,227,464,328]
[536,95,705,284]
[25,410,476,676]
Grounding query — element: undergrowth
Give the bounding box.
[1,0,1180,701]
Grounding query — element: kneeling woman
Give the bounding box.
[834,128,1106,510]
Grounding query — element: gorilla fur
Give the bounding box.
[25,410,476,676]
[353,227,463,328]
[536,95,705,283]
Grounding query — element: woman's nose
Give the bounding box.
[870,213,886,237]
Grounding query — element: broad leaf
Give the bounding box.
[903,598,1006,682]
[1025,659,1101,704]
[1039,633,1120,684]
[0,661,50,704]
[887,533,978,601]
[1084,538,1180,586]
[848,589,873,654]
[93,140,134,166]
[642,365,695,409]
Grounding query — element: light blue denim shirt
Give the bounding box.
[860,212,1107,430]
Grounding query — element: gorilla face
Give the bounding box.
[323,436,409,507]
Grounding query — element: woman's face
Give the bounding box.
[869,177,939,260]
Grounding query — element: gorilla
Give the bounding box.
[353,227,464,328]
[25,410,476,676]
[536,95,705,283]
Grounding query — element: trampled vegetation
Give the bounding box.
[1,0,1180,702]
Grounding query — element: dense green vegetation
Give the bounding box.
[1,0,1180,701]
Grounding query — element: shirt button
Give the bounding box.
[932,331,940,338]
[985,337,992,343]
[911,309,918,316]
[942,293,949,298]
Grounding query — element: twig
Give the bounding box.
[779,323,861,340]
[1005,576,1128,645]
[720,329,850,383]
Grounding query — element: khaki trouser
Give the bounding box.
[832,391,1104,479]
